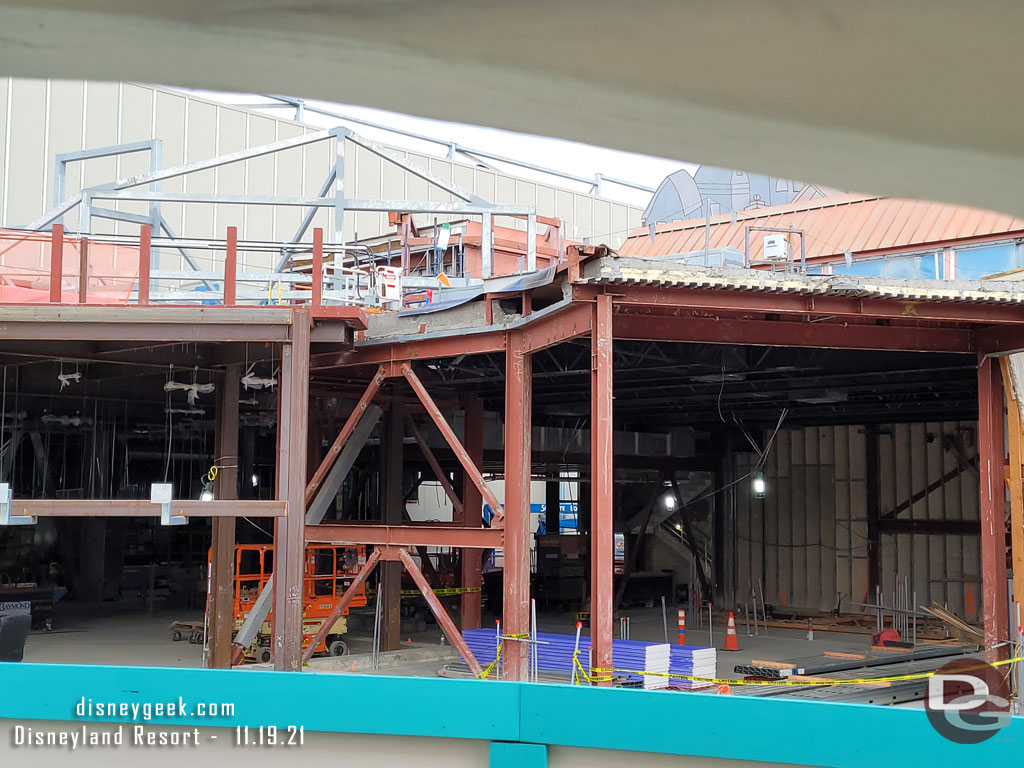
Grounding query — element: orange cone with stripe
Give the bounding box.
[677,609,686,645]
[723,611,739,651]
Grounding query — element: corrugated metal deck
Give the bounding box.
[582,257,1024,305]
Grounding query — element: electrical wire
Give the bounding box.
[715,365,726,423]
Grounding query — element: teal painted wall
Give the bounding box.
[1,662,1021,767]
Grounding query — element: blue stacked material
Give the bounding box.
[461,629,716,689]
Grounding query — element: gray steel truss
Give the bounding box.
[27,127,537,279]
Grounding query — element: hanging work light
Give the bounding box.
[199,465,217,502]
[752,471,766,499]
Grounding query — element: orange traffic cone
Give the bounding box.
[723,612,740,651]
[677,609,686,645]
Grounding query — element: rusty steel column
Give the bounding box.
[461,395,484,629]
[273,309,310,671]
[224,226,237,306]
[209,362,242,669]
[49,224,64,303]
[503,330,532,681]
[978,355,1010,663]
[138,224,151,305]
[591,293,614,685]
[379,399,404,651]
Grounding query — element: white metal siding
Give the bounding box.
[0,78,643,273]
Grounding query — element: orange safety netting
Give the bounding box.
[0,227,139,304]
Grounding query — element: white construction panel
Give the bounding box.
[115,84,156,230]
[473,169,496,202]
[0,78,8,226]
[183,98,217,243]
[41,80,84,231]
[6,78,48,227]
[245,114,277,245]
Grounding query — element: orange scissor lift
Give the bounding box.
[230,543,368,663]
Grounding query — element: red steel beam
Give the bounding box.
[401,363,505,521]
[49,224,64,303]
[305,523,502,549]
[405,414,464,518]
[138,224,151,305]
[520,301,593,353]
[307,304,370,331]
[978,355,1010,663]
[312,302,591,370]
[224,226,237,306]
[614,311,975,353]
[312,332,506,370]
[301,548,382,664]
[12,499,285,517]
[591,293,614,686]
[502,329,532,681]
[312,227,323,309]
[976,325,1024,356]
[397,547,483,678]
[461,395,484,629]
[304,366,385,507]
[576,283,1024,325]
[274,308,310,671]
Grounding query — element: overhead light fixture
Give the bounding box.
[663,492,677,511]
[790,389,848,404]
[753,471,766,499]
[691,372,746,384]
[251,473,259,487]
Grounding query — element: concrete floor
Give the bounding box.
[23,603,206,667]
[23,601,888,683]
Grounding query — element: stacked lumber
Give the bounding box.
[919,603,984,644]
[461,629,716,689]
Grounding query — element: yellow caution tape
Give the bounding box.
[400,587,482,597]
[477,642,503,679]
[572,654,1024,688]
[475,634,529,679]
[573,651,613,684]
[367,587,482,599]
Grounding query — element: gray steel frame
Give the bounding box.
[248,94,654,196]
[28,127,538,279]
